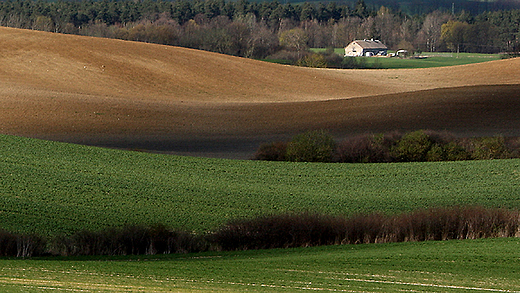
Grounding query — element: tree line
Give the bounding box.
[0,0,519,60]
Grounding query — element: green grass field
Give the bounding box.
[2,134,520,291]
[310,49,502,68]
[1,238,519,292]
[2,134,520,236]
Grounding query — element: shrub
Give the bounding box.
[210,213,348,250]
[296,53,327,68]
[467,136,511,160]
[210,207,520,250]
[2,206,520,256]
[374,131,403,160]
[0,230,17,257]
[264,50,300,65]
[255,130,520,163]
[0,230,46,257]
[443,141,471,161]
[322,52,344,68]
[16,234,47,257]
[392,130,434,162]
[335,134,376,163]
[50,224,208,256]
[252,142,287,161]
[335,131,405,163]
[335,134,391,163]
[286,130,336,163]
[425,144,444,161]
[506,137,520,158]
[341,56,369,69]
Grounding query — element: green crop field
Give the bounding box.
[2,134,520,236]
[365,52,502,69]
[1,238,519,292]
[310,49,502,68]
[2,134,520,292]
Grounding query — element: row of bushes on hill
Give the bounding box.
[267,49,382,69]
[0,225,208,258]
[0,230,46,258]
[1,206,519,257]
[253,129,520,163]
[212,206,520,250]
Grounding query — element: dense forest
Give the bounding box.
[1,0,519,62]
[339,0,520,15]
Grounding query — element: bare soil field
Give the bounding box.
[1,27,519,159]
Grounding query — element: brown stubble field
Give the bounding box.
[1,26,519,159]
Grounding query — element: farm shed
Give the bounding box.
[345,39,388,57]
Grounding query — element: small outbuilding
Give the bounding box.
[396,49,409,57]
[345,39,388,57]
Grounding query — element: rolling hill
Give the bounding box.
[1,27,520,158]
[2,26,520,292]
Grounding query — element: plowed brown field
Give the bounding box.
[1,27,519,158]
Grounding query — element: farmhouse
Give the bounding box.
[345,39,388,57]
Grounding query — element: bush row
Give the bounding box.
[212,206,520,250]
[1,206,519,257]
[0,225,208,258]
[0,230,46,257]
[268,50,380,69]
[50,224,208,257]
[253,129,520,163]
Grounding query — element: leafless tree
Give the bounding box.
[417,10,452,52]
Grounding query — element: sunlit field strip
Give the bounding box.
[1,238,519,292]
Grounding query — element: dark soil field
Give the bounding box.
[1,27,519,159]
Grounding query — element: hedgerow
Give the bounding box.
[285,130,336,162]
[253,142,287,161]
[1,206,518,257]
[254,129,518,163]
[210,206,520,250]
[0,230,46,257]
[49,224,208,256]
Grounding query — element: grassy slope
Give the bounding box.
[311,49,502,68]
[363,54,503,69]
[1,238,519,292]
[2,134,520,236]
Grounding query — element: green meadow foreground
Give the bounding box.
[0,238,519,292]
[2,135,520,291]
[2,134,520,236]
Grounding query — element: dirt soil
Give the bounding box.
[1,27,520,159]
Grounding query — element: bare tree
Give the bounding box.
[32,16,55,32]
[249,21,278,58]
[279,27,308,58]
[333,17,363,47]
[417,10,452,52]
[373,6,400,49]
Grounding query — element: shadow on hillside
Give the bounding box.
[74,136,291,160]
[16,84,520,160]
